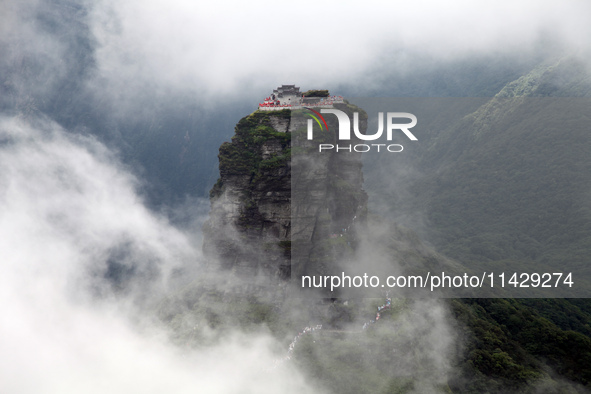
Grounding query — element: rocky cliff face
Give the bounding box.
[203,99,368,285]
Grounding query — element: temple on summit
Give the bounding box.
[258,85,344,111]
[272,85,301,105]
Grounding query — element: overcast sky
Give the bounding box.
[2,0,589,111]
[89,0,591,103]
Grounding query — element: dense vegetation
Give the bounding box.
[361,57,591,391]
[449,299,591,392]
[216,110,291,177]
[302,89,330,97]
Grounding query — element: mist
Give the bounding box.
[2,0,590,392]
[89,0,591,106]
[4,0,590,114]
[0,116,324,393]
[0,114,460,393]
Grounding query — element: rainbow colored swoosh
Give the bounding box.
[304,107,329,132]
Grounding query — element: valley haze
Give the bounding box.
[1,0,591,393]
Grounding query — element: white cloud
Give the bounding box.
[89,0,591,104]
[0,116,321,393]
